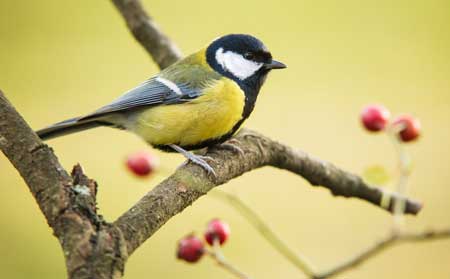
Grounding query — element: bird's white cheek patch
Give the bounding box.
[215,48,263,80]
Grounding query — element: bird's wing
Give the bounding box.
[80,77,206,120]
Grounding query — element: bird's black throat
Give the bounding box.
[205,34,270,121]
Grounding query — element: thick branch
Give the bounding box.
[0,91,71,226]
[111,0,182,68]
[115,129,421,255]
[0,91,127,279]
[271,145,421,214]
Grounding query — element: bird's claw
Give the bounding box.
[187,154,217,177]
[214,139,245,156]
[170,144,216,177]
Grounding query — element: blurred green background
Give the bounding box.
[1,0,449,278]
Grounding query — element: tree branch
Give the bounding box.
[0,91,128,279]
[111,0,182,68]
[211,190,317,277]
[0,92,71,226]
[315,228,450,279]
[114,129,421,255]
[211,190,450,278]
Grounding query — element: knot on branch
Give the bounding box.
[69,164,103,229]
[56,165,129,279]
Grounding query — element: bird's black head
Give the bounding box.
[206,34,286,95]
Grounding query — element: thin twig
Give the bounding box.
[211,190,317,277]
[388,124,412,233]
[315,229,450,279]
[212,190,450,278]
[205,238,251,279]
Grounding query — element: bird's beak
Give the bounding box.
[264,60,287,70]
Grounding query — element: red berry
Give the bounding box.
[126,151,159,177]
[361,105,391,132]
[176,235,204,263]
[204,219,230,246]
[393,115,421,142]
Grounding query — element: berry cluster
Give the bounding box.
[177,219,230,263]
[360,104,421,142]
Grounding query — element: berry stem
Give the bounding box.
[387,123,412,233]
[205,238,251,279]
[211,190,317,277]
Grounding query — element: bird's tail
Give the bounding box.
[36,117,104,141]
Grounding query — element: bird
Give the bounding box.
[36,34,286,175]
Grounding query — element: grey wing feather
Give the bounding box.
[80,78,201,121]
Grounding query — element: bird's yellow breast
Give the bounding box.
[132,78,245,147]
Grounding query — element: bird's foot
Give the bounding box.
[170,144,216,177]
[186,154,217,176]
[213,139,245,156]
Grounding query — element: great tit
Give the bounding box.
[36,34,286,175]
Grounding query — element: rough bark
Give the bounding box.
[0,92,128,278]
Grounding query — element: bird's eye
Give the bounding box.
[244,52,254,60]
